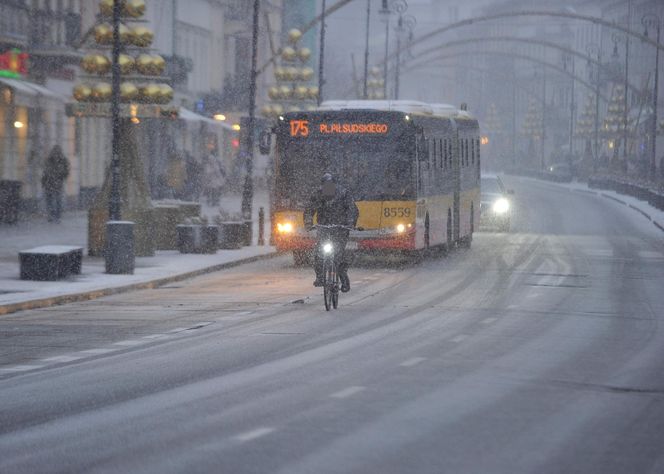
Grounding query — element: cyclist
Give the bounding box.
[304,172,359,292]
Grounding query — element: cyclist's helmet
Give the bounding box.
[321,172,336,183]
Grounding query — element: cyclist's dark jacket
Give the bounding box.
[304,185,359,228]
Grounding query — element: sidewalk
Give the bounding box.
[0,191,276,315]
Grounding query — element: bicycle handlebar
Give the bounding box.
[310,224,357,231]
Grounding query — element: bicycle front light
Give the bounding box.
[322,242,333,254]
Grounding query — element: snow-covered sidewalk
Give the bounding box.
[0,191,276,315]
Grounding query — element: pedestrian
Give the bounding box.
[41,145,70,223]
[166,151,186,200]
[185,151,203,201]
[203,153,225,206]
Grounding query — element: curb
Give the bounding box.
[0,251,281,316]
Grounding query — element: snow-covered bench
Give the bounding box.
[19,245,83,281]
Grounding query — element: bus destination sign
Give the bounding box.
[290,119,389,137]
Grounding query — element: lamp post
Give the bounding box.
[394,8,414,100]
[318,0,327,105]
[379,0,392,98]
[586,43,601,172]
[563,54,576,165]
[612,30,630,172]
[109,0,121,223]
[642,13,660,181]
[240,0,260,230]
[362,0,371,99]
[541,65,546,171]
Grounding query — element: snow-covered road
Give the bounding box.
[0,177,663,473]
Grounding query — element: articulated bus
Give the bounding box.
[269,100,480,263]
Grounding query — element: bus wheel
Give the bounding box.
[293,250,310,266]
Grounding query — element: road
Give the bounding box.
[1,177,663,474]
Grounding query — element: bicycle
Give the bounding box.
[311,224,354,311]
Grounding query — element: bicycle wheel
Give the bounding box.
[332,266,339,309]
[323,259,333,311]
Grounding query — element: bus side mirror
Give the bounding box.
[258,130,272,155]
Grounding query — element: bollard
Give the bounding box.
[258,207,265,246]
[105,221,135,274]
[243,220,253,246]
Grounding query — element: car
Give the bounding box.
[479,174,513,232]
[546,162,574,182]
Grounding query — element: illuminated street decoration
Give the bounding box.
[0,49,29,78]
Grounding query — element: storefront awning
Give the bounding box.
[178,107,233,130]
[0,77,66,102]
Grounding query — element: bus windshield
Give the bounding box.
[275,136,415,208]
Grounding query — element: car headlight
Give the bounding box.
[492,198,510,214]
[322,242,333,254]
[276,222,293,233]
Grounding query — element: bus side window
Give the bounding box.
[466,139,469,167]
[439,139,443,169]
[431,138,436,168]
[447,139,452,169]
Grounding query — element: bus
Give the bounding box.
[268,100,480,264]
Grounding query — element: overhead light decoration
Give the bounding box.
[213,113,226,121]
[262,28,318,119]
[73,0,174,107]
[13,121,24,129]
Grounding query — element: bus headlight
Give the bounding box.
[395,223,412,233]
[322,242,333,254]
[492,198,510,214]
[277,222,294,233]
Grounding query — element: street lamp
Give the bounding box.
[612,32,630,171]
[586,43,601,172]
[395,11,415,100]
[642,13,660,181]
